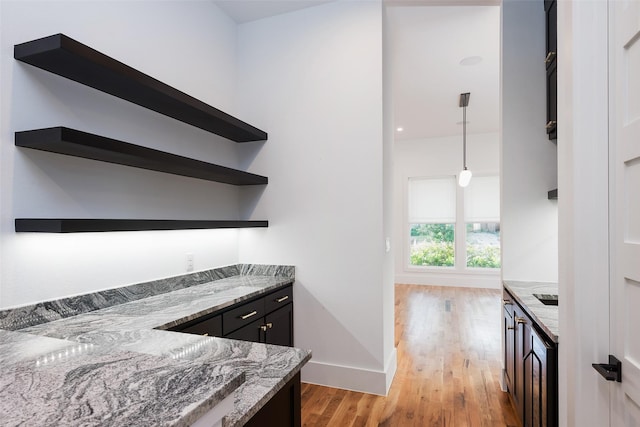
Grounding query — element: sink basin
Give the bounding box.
[534,293,558,306]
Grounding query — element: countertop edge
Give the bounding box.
[503,280,559,343]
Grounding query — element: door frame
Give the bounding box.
[557,1,611,426]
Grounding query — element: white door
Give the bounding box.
[610,0,640,424]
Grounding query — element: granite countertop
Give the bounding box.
[503,280,559,343]
[0,266,311,427]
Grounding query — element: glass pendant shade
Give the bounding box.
[459,168,472,187]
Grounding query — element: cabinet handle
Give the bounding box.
[266,322,273,329]
[203,333,208,336]
[260,325,268,332]
[276,295,289,303]
[507,326,515,330]
[503,299,512,306]
[515,316,527,325]
[544,51,556,64]
[545,120,557,130]
[240,310,258,320]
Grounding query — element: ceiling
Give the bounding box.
[387,5,500,140]
[215,1,336,23]
[213,1,500,141]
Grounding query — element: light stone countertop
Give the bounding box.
[0,269,311,427]
[503,280,559,343]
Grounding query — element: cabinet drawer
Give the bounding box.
[179,314,222,337]
[265,285,293,314]
[223,297,265,335]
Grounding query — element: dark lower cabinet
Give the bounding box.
[244,373,301,427]
[265,302,293,347]
[225,303,293,347]
[169,284,299,427]
[225,317,264,342]
[523,323,558,427]
[503,287,557,427]
[503,297,515,395]
[169,284,294,347]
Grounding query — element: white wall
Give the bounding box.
[235,1,396,395]
[501,0,558,283]
[393,132,501,288]
[0,1,248,308]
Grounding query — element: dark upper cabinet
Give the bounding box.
[545,0,558,141]
[545,1,557,69]
[546,61,557,140]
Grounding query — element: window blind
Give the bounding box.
[408,176,456,223]
[464,175,500,222]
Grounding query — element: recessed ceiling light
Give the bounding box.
[396,127,404,132]
[460,56,483,66]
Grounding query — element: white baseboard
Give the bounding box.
[301,348,398,396]
[395,272,501,289]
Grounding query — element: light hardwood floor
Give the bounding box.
[300,284,519,427]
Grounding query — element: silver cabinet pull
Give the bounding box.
[544,51,556,64]
[260,325,268,332]
[240,310,258,320]
[276,295,289,303]
[515,316,527,325]
[545,120,557,129]
[266,322,273,329]
[503,299,512,306]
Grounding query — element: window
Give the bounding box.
[407,174,500,270]
[408,177,456,267]
[464,175,501,268]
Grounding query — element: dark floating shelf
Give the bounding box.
[16,127,267,186]
[15,219,268,233]
[548,189,558,200]
[14,34,267,143]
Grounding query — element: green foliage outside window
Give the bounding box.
[466,245,501,268]
[410,223,455,267]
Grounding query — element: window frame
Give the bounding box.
[404,173,500,273]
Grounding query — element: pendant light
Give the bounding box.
[458,92,472,187]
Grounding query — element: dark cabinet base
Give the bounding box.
[244,373,301,427]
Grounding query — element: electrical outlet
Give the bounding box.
[186,253,194,272]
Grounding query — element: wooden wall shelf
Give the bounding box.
[14,34,267,142]
[15,219,268,233]
[15,127,268,186]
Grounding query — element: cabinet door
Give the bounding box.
[513,305,529,422]
[225,318,265,343]
[504,302,515,393]
[546,61,557,140]
[244,372,301,427]
[545,0,557,68]
[524,326,557,427]
[265,303,293,347]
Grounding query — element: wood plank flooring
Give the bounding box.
[301,284,519,427]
